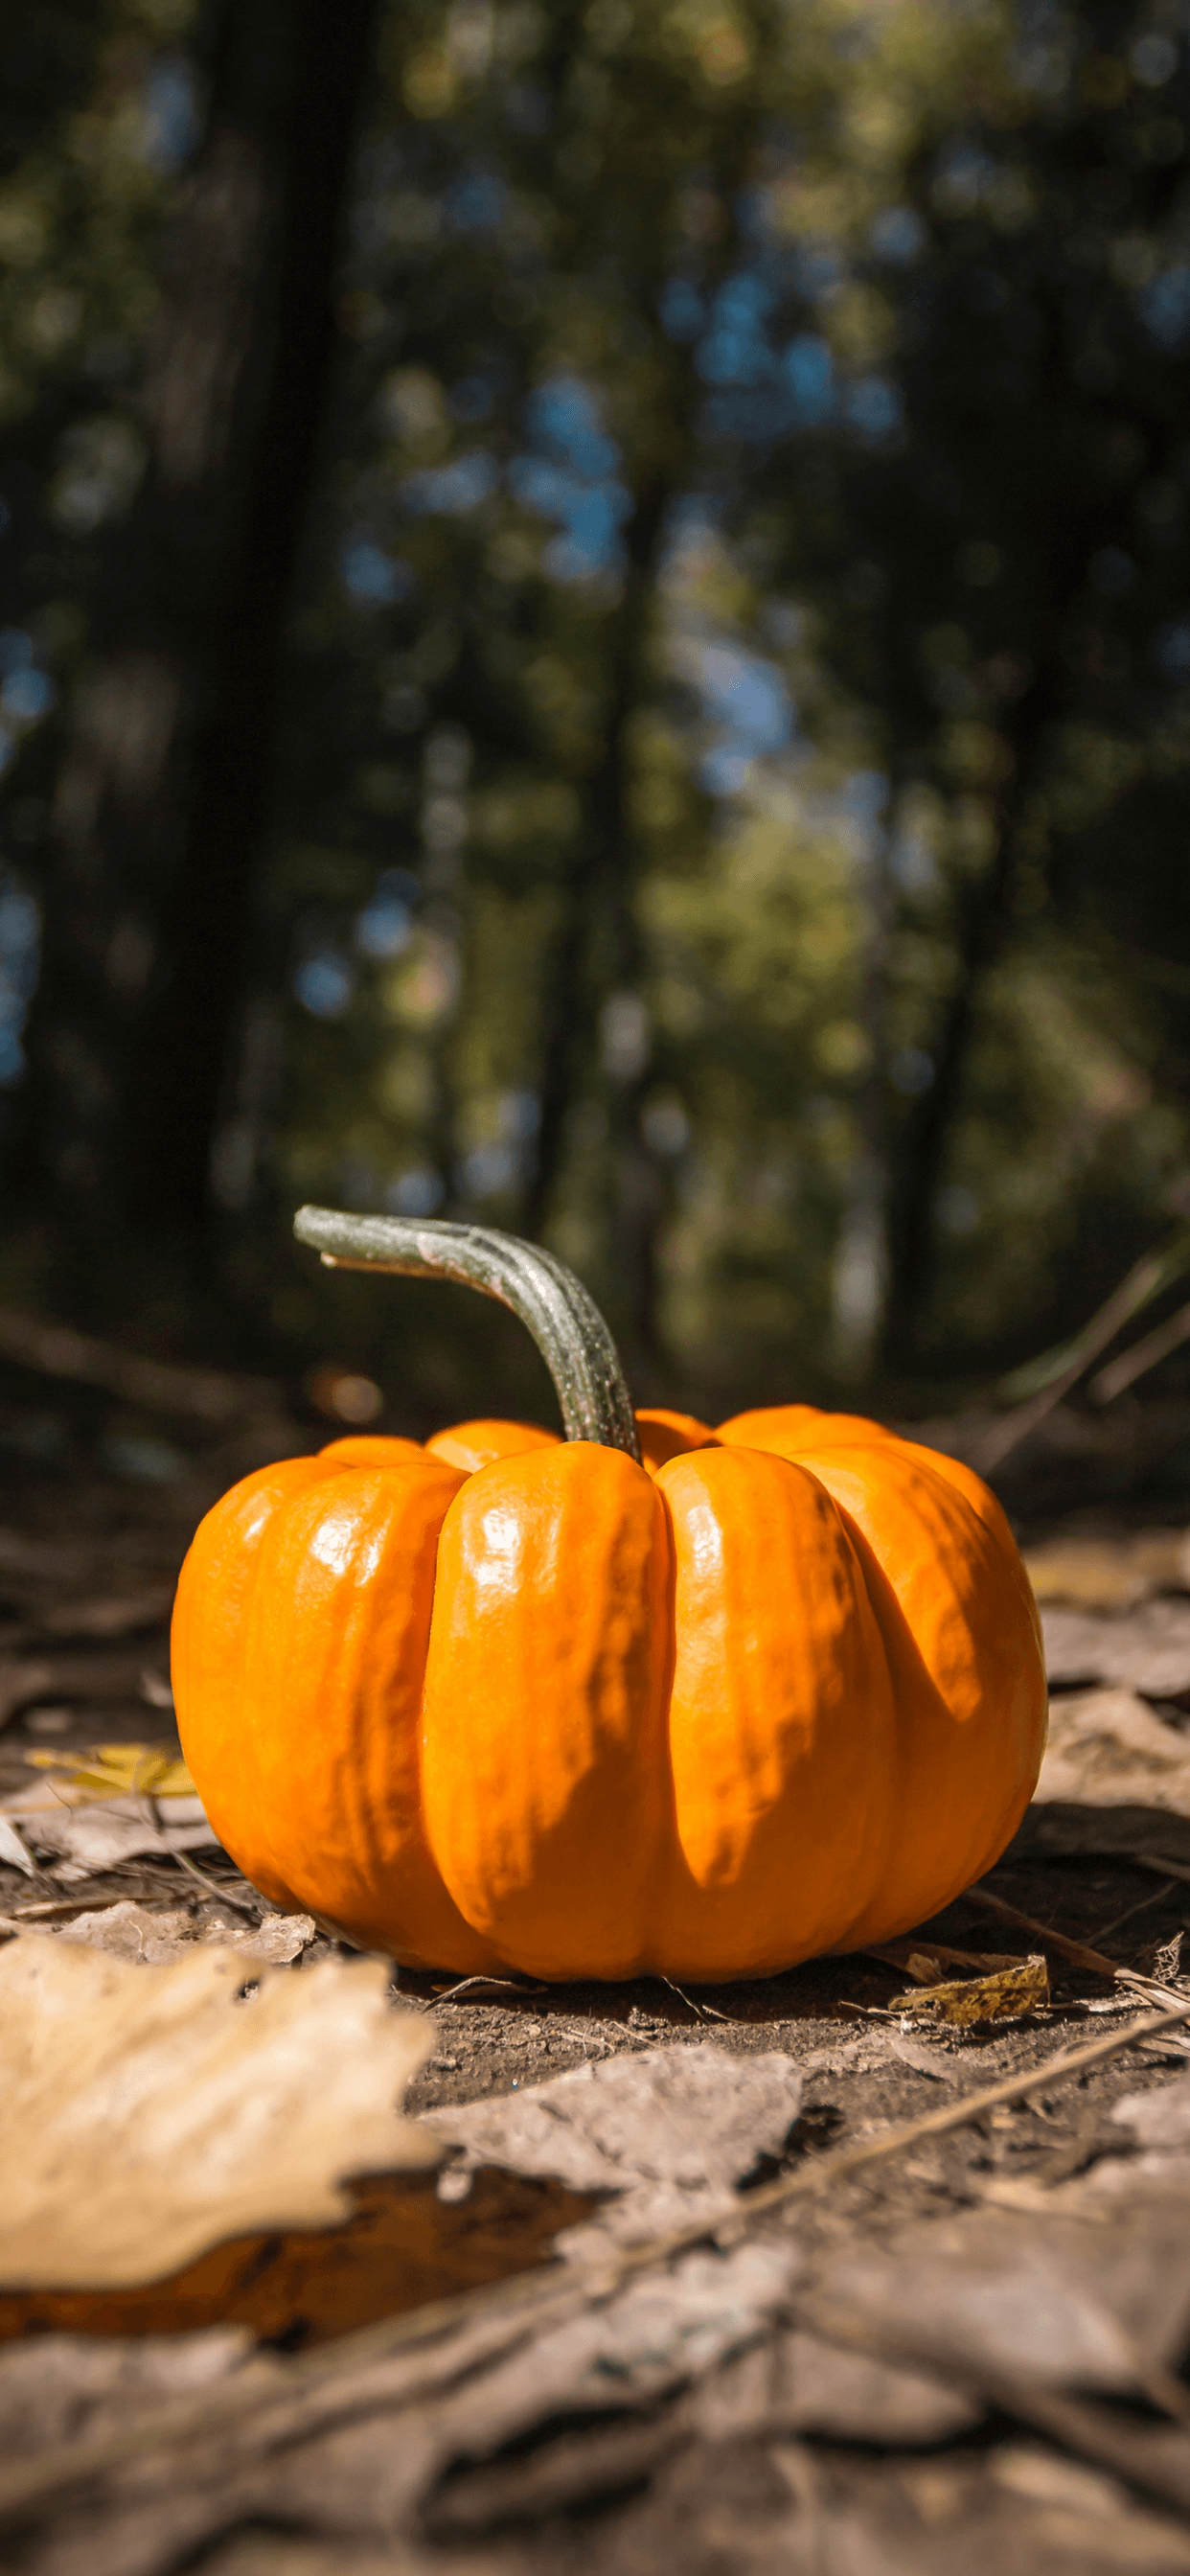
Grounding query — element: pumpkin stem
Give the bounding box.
[293,1206,642,1462]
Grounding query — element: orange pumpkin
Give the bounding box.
[172,1208,1046,1983]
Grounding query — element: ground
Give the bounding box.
[4,1406,1190,2573]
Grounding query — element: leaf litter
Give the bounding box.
[0,1933,438,2288]
[8,1481,1190,2567]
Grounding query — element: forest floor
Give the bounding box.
[5,1412,1190,2573]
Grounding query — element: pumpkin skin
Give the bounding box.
[172,1402,1046,1983]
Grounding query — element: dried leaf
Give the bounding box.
[1042,1599,1190,1696]
[0,1931,438,2288]
[1,1785,218,1875]
[1134,1932,1186,1990]
[0,2327,259,2466]
[889,1956,1049,2028]
[24,1742,195,1800]
[1025,1533,1190,1613]
[692,2321,980,2445]
[1038,1690,1190,1815]
[0,1816,34,1875]
[433,2043,803,2253]
[51,1899,317,1966]
[885,2035,967,2084]
[1110,2071,1190,2151]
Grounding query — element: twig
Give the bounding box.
[11,1893,136,1920]
[169,1849,262,1918]
[1093,1879,1184,1946]
[655,1973,732,2023]
[0,1305,279,1427]
[431,1974,546,2003]
[972,1222,1190,1475]
[1090,1294,1190,1407]
[1026,1839,1190,1895]
[961,1883,1119,1979]
[3,1990,1190,2529]
[1129,1852,1190,1891]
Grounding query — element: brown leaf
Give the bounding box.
[52,1899,317,1966]
[1025,1532,1190,1612]
[1038,1689,1190,1815]
[1042,1599,1190,1695]
[432,2043,804,2254]
[4,1795,219,1876]
[888,1956,1050,2028]
[0,1931,438,2289]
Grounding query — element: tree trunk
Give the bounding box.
[881,715,1048,1371]
[20,0,378,1290]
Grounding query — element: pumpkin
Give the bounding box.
[172,1207,1046,1983]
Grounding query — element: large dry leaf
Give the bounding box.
[432,2042,803,2254]
[1042,1599,1190,1695]
[1111,2072,1190,2152]
[0,1932,438,2289]
[1037,1689,1190,1814]
[807,2197,1190,2393]
[692,2320,980,2446]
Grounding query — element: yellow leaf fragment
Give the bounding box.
[0,1931,438,2290]
[889,1955,1050,2029]
[24,1741,195,1800]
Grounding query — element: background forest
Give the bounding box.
[3,0,1190,1449]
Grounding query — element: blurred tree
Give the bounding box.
[10,0,380,1287]
[751,0,1190,1368]
[259,0,887,1383]
[5,0,1190,1434]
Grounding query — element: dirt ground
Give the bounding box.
[6,1410,1190,2572]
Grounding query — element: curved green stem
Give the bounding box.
[293,1206,641,1463]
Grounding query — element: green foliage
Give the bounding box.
[6,0,1190,1421]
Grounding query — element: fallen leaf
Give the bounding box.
[24,1742,195,1799]
[692,2319,980,2445]
[0,2237,798,2576]
[1,1787,218,1875]
[1135,1932,1185,1990]
[888,1956,1049,2028]
[201,2538,511,2576]
[807,2211,1181,2395]
[0,1931,438,2288]
[0,1816,34,1875]
[1110,2071,1190,2151]
[1025,1532,1190,1613]
[432,2043,803,2253]
[1042,1599,1190,1695]
[885,2035,967,2084]
[52,1899,317,1966]
[1037,1690,1190,1815]
[0,2326,259,2462]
